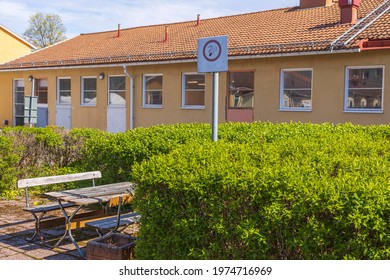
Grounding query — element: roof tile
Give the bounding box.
[1,0,388,70]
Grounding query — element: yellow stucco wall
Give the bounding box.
[0,28,33,64]
[0,49,389,129]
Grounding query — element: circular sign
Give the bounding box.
[203,39,222,62]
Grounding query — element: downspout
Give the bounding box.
[123,65,134,129]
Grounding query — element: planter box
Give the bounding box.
[86,233,136,260]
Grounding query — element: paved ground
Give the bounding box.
[0,196,137,260]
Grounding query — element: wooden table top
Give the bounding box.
[45,182,135,206]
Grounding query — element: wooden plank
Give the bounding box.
[17,171,102,189]
[66,213,112,230]
[24,202,75,213]
[45,182,133,199]
[39,210,105,229]
[45,182,135,205]
[86,212,140,230]
[108,195,133,207]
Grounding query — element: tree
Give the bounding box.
[23,13,67,49]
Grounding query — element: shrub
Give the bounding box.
[132,127,390,259]
[0,135,19,198]
[75,123,212,184]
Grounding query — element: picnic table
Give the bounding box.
[45,182,135,259]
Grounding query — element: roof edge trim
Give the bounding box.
[0,48,361,72]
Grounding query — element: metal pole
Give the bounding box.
[212,72,219,142]
[30,79,35,128]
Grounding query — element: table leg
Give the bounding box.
[57,201,86,259]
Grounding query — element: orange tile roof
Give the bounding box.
[1,0,388,70]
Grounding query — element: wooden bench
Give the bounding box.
[17,171,102,246]
[86,195,141,237]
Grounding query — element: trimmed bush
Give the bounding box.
[1,122,390,260]
[132,125,390,259]
[0,134,19,198]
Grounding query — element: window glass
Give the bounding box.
[109,76,126,106]
[346,67,383,111]
[281,70,312,110]
[182,73,205,107]
[13,79,25,126]
[58,78,71,104]
[143,75,162,106]
[82,77,97,106]
[36,79,48,104]
[228,72,254,108]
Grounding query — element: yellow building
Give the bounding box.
[0,24,35,64]
[0,0,389,131]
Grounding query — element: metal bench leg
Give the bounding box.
[26,212,51,246]
[26,212,40,242]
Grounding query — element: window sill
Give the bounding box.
[343,110,383,114]
[279,108,312,112]
[142,105,163,109]
[81,104,97,107]
[181,106,205,110]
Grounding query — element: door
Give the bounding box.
[107,76,126,133]
[226,72,254,122]
[56,78,72,129]
[35,79,48,127]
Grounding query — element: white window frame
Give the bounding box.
[81,76,97,106]
[280,68,313,112]
[57,77,71,105]
[344,66,385,113]
[108,75,126,107]
[181,72,206,109]
[142,74,163,108]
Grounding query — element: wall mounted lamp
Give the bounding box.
[28,75,33,82]
[98,73,105,80]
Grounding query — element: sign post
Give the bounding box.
[197,35,228,141]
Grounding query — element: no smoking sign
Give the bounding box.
[198,36,228,73]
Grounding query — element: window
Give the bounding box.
[345,66,384,112]
[228,72,254,108]
[109,76,126,106]
[36,79,48,105]
[13,79,25,126]
[58,78,71,104]
[82,77,97,106]
[182,73,205,108]
[280,69,312,111]
[143,74,162,107]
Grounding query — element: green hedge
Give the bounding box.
[0,124,211,197]
[75,123,212,184]
[1,122,390,259]
[0,134,20,198]
[132,124,390,259]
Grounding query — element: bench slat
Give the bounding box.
[86,212,141,230]
[23,202,76,213]
[17,171,102,189]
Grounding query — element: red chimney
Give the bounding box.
[339,0,361,24]
[197,14,201,26]
[299,0,333,9]
[117,24,121,37]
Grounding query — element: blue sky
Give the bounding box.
[0,0,299,39]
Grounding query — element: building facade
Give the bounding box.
[0,25,35,64]
[0,0,389,131]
